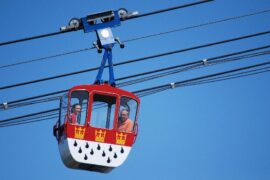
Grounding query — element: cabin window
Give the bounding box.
[90,94,116,129]
[118,97,138,132]
[70,91,89,125]
[60,93,68,125]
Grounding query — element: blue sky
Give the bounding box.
[0,0,270,179]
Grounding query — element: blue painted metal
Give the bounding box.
[107,49,115,85]
[81,11,121,33]
[95,50,108,84]
[97,28,115,46]
[95,46,116,85]
[80,10,121,86]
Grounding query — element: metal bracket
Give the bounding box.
[203,58,208,65]
[60,9,139,86]
[81,11,121,33]
[115,37,125,48]
[170,82,176,89]
[3,102,8,110]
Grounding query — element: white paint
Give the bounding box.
[59,137,131,168]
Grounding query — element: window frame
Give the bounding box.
[118,96,139,133]
[67,90,90,126]
[88,90,120,130]
[60,93,69,125]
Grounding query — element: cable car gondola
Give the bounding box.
[53,9,140,173]
[53,83,140,173]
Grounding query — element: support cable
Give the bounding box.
[1,45,270,110]
[0,1,213,47]
[1,30,270,91]
[1,8,269,69]
[1,60,270,128]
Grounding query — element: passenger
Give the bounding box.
[70,104,81,124]
[117,109,133,132]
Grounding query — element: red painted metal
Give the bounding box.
[62,83,140,146]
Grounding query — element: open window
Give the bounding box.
[90,93,117,129]
[118,96,138,133]
[70,90,89,125]
[60,93,68,125]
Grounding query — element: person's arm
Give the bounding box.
[71,113,76,124]
[127,120,134,132]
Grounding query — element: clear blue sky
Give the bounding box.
[0,0,270,179]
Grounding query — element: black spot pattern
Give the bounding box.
[72,140,129,165]
[109,145,113,152]
[107,157,111,163]
[120,147,124,154]
[90,149,94,155]
[73,141,77,147]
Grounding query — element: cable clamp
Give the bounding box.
[115,37,125,48]
[3,102,8,110]
[170,82,176,89]
[202,58,208,65]
[93,42,102,53]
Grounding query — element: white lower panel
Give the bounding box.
[60,138,131,168]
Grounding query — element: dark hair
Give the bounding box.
[71,103,80,113]
[121,109,129,115]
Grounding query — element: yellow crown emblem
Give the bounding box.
[116,132,127,145]
[95,130,106,142]
[74,127,86,139]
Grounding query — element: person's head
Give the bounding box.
[72,104,81,114]
[120,109,129,122]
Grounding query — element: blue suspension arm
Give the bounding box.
[95,48,116,86]
[107,50,115,85]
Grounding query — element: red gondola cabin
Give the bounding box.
[53,83,140,173]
